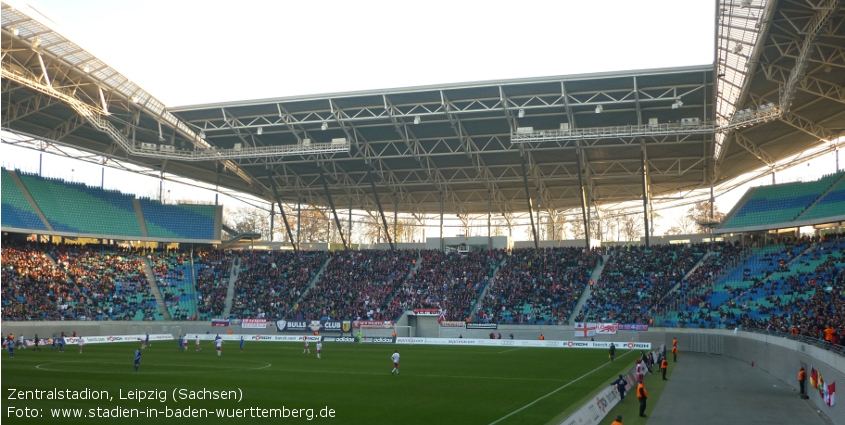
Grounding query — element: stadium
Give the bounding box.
[1,1,844,424]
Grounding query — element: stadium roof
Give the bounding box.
[2,0,843,223]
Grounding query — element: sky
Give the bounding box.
[26,0,716,106]
[4,0,841,240]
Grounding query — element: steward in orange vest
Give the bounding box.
[637,380,648,417]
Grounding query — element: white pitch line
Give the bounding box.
[498,347,524,354]
[488,350,633,425]
[35,360,271,373]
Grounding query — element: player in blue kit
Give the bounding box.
[134,346,142,372]
[239,336,245,352]
[144,332,150,348]
[178,335,184,352]
[6,338,13,358]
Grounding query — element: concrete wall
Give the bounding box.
[512,239,598,249]
[643,233,742,245]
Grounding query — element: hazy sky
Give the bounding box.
[28,0,715,106]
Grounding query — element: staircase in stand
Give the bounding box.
[469,255,507,322]
[141,257,171,321]
[288,255,334,313]
[222,256,241,319]
[568,255,608,325]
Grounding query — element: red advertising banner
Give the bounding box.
[595,323,619,335]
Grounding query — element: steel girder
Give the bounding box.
[778,0,841,111]
[318,167,348,250]
[184,82,707,134]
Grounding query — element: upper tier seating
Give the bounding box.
[139,199,216,240]
[17,172,142,236]
[722,172,843,229]
[1,169,48,230]
[799,176,845,221]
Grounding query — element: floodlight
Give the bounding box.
[595,105,603,114]
[83,65,90,73]
[731,44,743,54]
[740,0,752,7]
[414,116,421,124]
[518,109,525,118]
[257,127,263,135]
[200,131,206,139]
[31,37,41,48]
[321,122,328,131]
[672,100,683,109]
[131,95,139,103]
[11,26,19,36]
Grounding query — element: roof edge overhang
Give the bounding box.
[169,64,715,112]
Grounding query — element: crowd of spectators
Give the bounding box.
[476,247,598,325]
[389,249,504,322]
[1,242,87,320]
[729,235,844,346]
[194,250,233,320]
[50,244,158,320]
[652,242,749,319]
[294,250,418,321]
[577,244,707,324]
[229,250,330,319]
[664,235,844,347]
[148,251,196,320]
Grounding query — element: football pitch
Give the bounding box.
[2,341,638,424]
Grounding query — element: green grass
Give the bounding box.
[2,342,640,425]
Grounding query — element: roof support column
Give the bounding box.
[488,191,492,251]
[440,191,444,251]
[297,197,301,248]
[267,168,298,254]
[519,153,539,249]
[394,193,398,245]
[641,143,650,248]
[348,198,353,248]
[318,168,347,250]
[269,204,274,242]
[575,143,590,249]
[367,168,395,250]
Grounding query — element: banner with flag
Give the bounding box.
[826,381,835,407]
[810,366,836,407]
[574,322,596,338]
[595,323,619,335]
[437,309,446,324]
[810,367,818,388]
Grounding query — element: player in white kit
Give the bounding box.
[391,350,400,375]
